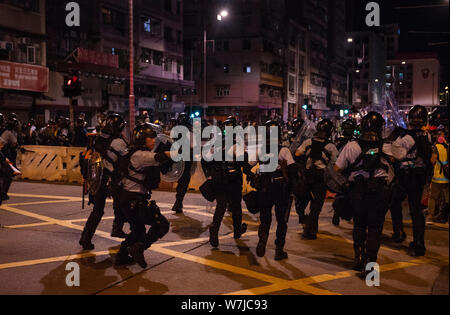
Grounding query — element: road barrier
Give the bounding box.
[15,146,290,196]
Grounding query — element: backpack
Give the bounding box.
[306,139,332,168]
[349,140,390,178]
[406,130,433,171]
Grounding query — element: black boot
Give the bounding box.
[353,246,365,272]
[332,212,340,226]
[172,199,183,214]
[111,221,128,239]
[392,221,406,243]
[233,223,248,239]
[115,248,134,266]
[359,259,376,280]
[274,248,288,261]
[128,242,147,268]
[79,229,94,251]
[409,241,426,257]
[256,232,269,258]
[209,225,219,248]
[435,204,449,224]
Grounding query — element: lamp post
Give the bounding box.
[203,9,229,117]
[129,0,135,135]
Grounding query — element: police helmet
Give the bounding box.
[224,116,237,127]
[316,119,333,139]
[0,113,4,127]
[133,122,158,147]
[360,112,385,142]
[408,105,428,128]
[292,118,305,134]
[8,112,17,120]
[265,120,281,142]
[341,119,356,138]
[6,117,19,131]
[177,113,191,127]
[102,113,126,136]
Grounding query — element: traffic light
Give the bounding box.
[64,73,82,98]
[188,107,203,118]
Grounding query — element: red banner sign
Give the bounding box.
[77,48,119,68]
[0,61,49,93]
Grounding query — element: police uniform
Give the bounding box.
[296,135,339,239]
[172,113,196,213]
[79,114,129,250]
[255,145,296,260]
[1,129,18,165]
[117,143,170,268]
[207,139,250,248]
[79,132,129,250]
[335,112,394,275]
[391,124,432,256]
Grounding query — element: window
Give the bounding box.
[243,40,251,50]
[223,40,229,51]
[164,27,173,42]
[164,58,172,72]
[243,64,251,73]
[289,75,295,93]
[153,51,163,65]
[176,0,181,16]
[143,18,151,33]
[216,85,230,97]
[164,0,172,12]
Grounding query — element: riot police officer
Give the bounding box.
[1,116,19,165]
[252,120,297,260]
[79,114,129,250]
[172,112,194,214]
[334,112,394,278]
[206,116,249,248]
[332,119,357,226]
[73,116,88,147]
[391,105,432,257]
[115,123,170,268]
[336,119,357,151]
[295,119,339,240]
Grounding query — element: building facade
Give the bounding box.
[387,52,441,112]
[41,0,193,126]
[0,0,49,123]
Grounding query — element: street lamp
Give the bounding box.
[203,10,229,117]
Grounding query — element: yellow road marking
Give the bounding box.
[3,192,449,296]
[3,222,54,229]
[0,249,119,270]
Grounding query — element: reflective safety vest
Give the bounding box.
[433,143,448,183]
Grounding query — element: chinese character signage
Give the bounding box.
[0,61,49,93]
[77,48,119,68]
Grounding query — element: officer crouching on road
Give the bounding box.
[391,105,432,257]
[251,120,298,261]
[205,116,250,248]
[115,123,171,268]
[334,112,394,279]
[295,119,339,240]
[79,114,129,250]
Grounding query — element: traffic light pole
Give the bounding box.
[69,96,75,136]
[129,0,135,136]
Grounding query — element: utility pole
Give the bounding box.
[129,0,135,134]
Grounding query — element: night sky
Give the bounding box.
[347,0,449,88]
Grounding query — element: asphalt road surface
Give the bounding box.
[0,181,448,295]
